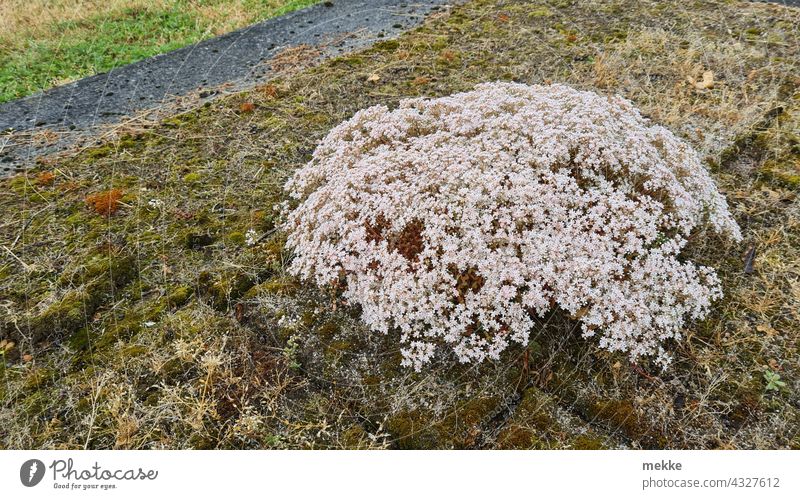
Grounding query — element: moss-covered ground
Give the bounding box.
[1,0,798,449]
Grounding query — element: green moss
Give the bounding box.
[387,396,500,449]
[261,232,288,261]
[159,357,193,382]
[59,253,137,287]
[163,113,199,129]
[201,272,256,311]
[516,387,558,427]
[242,276,299,299]
[7,175,30,194]
[529,7,552,17]
[120,345,148,358]
[96,320,140,351]
[760,160,800,189]
[431,36,450,51]
[83,135,142,161]
[23,367,55,391]
[188,434,215,450]
[182,172,202,183]
[374,39,400,51]
[571,434,607,450]
[167,285,193,308]
[337,56,365,67]
[720,132,768,167]
[227,231,246,245]
[584,398,665,448]
[495,385,610,449]
[84,252,122,279]
[0,264,11,282]
[65,211,88,226]
[728,391,762,429]
[496,426,538,449]
[386,409,439,449]
[75,396,92,413]
[316,321,340,341]
[29,289,99,343]
[19,390,52,421]
[303,112,330,126]
[66,326,94,354]
[85,144,114,160]
[2,254,134,346]
[496,387,558,449]
[341,425,369,449]
[324,339,353,362]
[184,232,215,249]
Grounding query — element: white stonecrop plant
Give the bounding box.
[283,82,741,370]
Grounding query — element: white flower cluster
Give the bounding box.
[245,229,259,247]
[283,82,741,370]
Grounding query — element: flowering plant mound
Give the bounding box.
[283,82,741,370]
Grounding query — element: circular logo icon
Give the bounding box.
[20,459,45,487]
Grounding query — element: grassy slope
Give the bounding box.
[0,0,319,103]
[1,0,798,449]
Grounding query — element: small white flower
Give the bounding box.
[245,229,258,246]
[148,198,163,209]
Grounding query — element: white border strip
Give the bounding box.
[1,450,797,497]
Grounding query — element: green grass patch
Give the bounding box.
[0,0,319,103]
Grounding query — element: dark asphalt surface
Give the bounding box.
[0,0,796,174]
[0,0,454,174]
